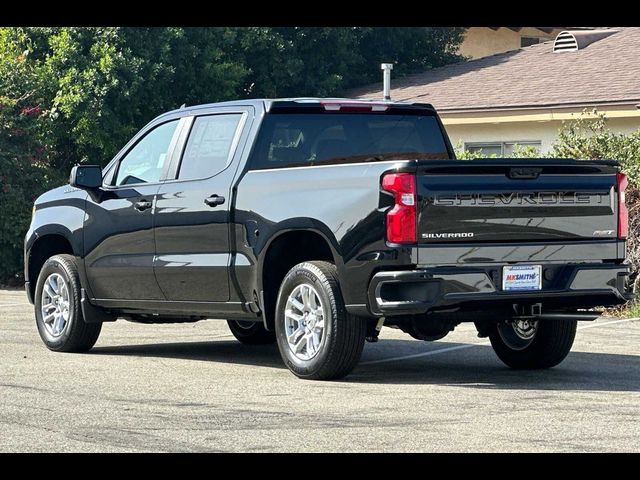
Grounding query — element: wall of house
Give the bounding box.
[443,117,640,154]
[458,27,562,60]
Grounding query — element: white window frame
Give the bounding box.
[464,141,542,156]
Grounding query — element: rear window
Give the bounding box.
[248,113,451,170]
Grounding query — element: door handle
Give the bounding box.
[134,200,153,212]
[204,194,225,207]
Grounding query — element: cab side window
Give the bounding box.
[177,114,242,181]
[114,120,179,186]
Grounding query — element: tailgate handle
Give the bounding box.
[508,167,542,179]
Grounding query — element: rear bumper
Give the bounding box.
[368,263,634,316]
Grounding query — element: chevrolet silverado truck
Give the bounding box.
[24,98,634,380]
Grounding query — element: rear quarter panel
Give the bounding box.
[233,161,415,307]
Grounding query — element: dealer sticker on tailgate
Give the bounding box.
[502,265,542,291]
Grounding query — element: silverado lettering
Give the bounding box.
[422,232,474,239]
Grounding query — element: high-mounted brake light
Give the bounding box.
[320,101,389,112]
[382,173,417,244]
[617,172,629,239]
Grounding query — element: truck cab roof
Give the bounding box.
[159,97,437,119]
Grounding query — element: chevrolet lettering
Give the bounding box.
[432,192,605,206]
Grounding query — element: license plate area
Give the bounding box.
[502,265,542,291]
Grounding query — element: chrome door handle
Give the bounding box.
[134,200,152,212]
[204,195,225,207]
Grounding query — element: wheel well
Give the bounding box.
[261,230,334,329]
[28,235,73,298]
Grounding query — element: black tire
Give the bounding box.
[227,320,276,345]
[34,254,102,352]
[274,261,367,380]
[489,318,577,369]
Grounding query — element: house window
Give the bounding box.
[521,37,543,48]
[465,141,542,157]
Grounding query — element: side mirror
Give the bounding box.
[70,165,102,189]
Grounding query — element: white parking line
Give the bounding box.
[361,317,639,366]
[578,317,639,329]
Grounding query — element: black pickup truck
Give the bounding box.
[24,98,633,380]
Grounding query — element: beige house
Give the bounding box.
[459,27,565,59]
[351,27,640,156]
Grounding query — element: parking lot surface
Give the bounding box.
[1,288,638,452]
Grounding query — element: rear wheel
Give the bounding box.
[489,318,577,369]
[34,254,102,352]
[227,320,276,345]
[274,261,367,380]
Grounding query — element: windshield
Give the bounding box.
[249,113,452,170]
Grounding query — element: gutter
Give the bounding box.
[438,103,640,126]
[418,99,640,115]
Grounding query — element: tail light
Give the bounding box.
[617,172,629,239]
[382,173,417,244]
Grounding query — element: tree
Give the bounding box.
[0,32,64,282]
[0,26,466,283]
[236,27,465,97]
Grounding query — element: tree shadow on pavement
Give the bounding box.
[90,338,640,392]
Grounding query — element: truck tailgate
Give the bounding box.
[417,159,620,244]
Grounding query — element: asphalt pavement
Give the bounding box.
[1,288,638,452]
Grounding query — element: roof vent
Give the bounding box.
[553,29,619,53]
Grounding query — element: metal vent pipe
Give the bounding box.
[381,63,393,101]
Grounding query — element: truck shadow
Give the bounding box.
[90,339,640,392]
[353,341,640,391]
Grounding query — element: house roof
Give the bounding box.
[350,27,640,113]
[485,27,591,34]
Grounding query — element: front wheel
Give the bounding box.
[34,254,102,352]
[275,261,367,380]
[489,318,577,369]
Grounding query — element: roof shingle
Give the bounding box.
[350,28,640,112]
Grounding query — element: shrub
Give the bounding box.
[454,112,640,304]
[0,36,64,284]
[0,96,63,284]
[552,110,640,295]
[551,110,640,186]
[454,141,542,160]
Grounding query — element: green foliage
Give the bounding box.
[232,27,464,98]
[454,141,542,160]
[1,27,465,168]
[550,111,640,302]
[0,26,465,282]
[0,38,64,282]
[551,109,640,187]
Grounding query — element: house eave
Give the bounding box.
[437,99,640,116]
[439,102,640,125]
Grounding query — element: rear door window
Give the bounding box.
[249,113,451,170]
[177,114,243,180]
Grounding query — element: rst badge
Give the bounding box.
[593,230,615,237]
